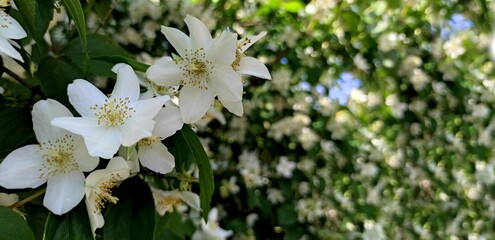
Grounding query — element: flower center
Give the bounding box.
[138,136,161,148]
[92,173,122,214]
[91,97,135,127]
[157,195,183,213]
[178,48,212,90]
[0,0,10,9]
[39,135,79,178]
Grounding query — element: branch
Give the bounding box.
[94,0,119,33]
[8,188,46,209]
[3,67,46,98]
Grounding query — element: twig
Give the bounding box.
[3,67,35,91]
[8,188,46,209]
[94,0,119,33]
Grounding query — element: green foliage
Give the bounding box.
[37,56,83,106]
[43,203,93,240]
[103,177,155,240]
[0,206,35,240]
[176,125,214,221]
[0,107,33,159]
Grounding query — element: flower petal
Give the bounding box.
[0,11,27,39]
[209,65,243,102]
[51,117,121,159]
[0,145,46,189]
[72,137,99,172]
[67,79,107,118]
[146,57,183,87]
[238,56,272,80]
[120,96,169,146]
[239,31,266,53]
[85,196,103,235]
[111,64,140,102]
[138,142,175,174]
[32,99,73,143]
[179,85,215,124]
[44,171,85,215]
[179,191,200,211]
[153,104,183,138]
[161,26,189,56]
[218,97,243,116]
[184,15,212,49]
[206,31,237,65]
[0,37,23,62]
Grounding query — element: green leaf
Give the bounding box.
[36,56,84,107]
[13,0,35,38]
[61,0,88,73]
[0,107,34,159]
[276,204,297,226]
[43,202,94,240]
[154,211,195,240]
[62,34,134,77]
[93,56,150,72]
[13,0,54,62]
[177,125,214,221]
[281,1,305,13]
[103,177,155,240]
[24,203,49,240]
[0,206,35,240]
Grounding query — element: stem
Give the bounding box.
[3,67,35,91]
[94,0,119,33]
[8,188,46,209]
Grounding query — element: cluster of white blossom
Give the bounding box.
[0,8,270,237]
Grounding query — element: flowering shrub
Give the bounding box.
[2,0,495,240]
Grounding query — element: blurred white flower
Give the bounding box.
[192,208,233,240]
[52,64,168,159]
[152,189,200,216]
[444,36,465,59]
[0,10,27,62]
[0,99,99,215]
[267,188,285,204]
[271,68,292,93]
[276,156,296,178]
[147,15,242,123]
[0,192,18,207]
[85,157,130,234]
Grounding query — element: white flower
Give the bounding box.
[0,9,27,62]
[276,156,296,178]
[224,31,272,115]
[135,101,183,174]
[146,15,242,123]
[192,208,233,240]
[52,64,168,159]
[0,99,99,215]
[85,157,130,234]
[152,189,200,216]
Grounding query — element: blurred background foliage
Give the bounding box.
[3,0,495,239]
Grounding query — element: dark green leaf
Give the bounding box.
[36,56,83,107]
[13,0,35,38]
[276,204,297,226]
[177,125,214,221]
[61,0,88,72]
[24,203,49,240]
[62,34,134,77]
[43,202,94,240]
[93,56,150,72]
[154,211,195,240]
[103,177,155,240]
[0,107,34,159]
[0,206,35,240]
